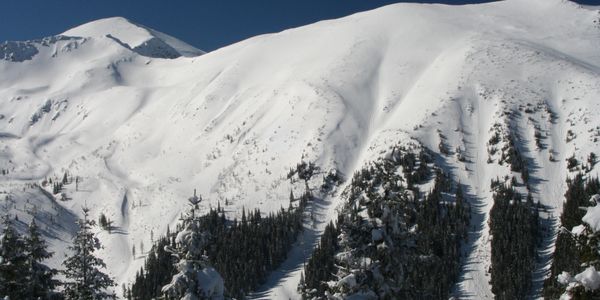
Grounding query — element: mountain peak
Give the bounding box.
[62,16,204,58]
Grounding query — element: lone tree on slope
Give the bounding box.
[62,207,116,299]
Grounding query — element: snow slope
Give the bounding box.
[1,0,600,298]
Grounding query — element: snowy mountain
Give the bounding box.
[1,0,600,298]
[62,17,204,58]
[0,16,203,62]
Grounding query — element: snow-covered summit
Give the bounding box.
[0,16,203,62]
[62,17,204,58]
[62,17,157,47]
[1,1,600,298]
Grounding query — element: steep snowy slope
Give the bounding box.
[1,0,600,298]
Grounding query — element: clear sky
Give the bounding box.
[0,0,597,51]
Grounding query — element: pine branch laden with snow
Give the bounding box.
[552,193,600,299]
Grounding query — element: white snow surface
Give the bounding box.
[571,224,586,236]
[1,0,600,298]
[196,267,225,300]
[558,266,600,299]
[582,203,600,233]
[575,266,600,291]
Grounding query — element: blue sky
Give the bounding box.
[0,0,597,51]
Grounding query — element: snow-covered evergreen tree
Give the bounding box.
[0,214,27,299]
[62,207,116,299]
[544,176,600,298]
[554,193,600,298]
[162,192,224,300]
[24,219,60,299]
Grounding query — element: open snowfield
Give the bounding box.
[1,0,600,298]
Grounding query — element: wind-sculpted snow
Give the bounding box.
[0,0,600,298]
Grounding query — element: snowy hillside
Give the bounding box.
[1,0,600,298]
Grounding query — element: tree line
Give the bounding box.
[126,191,310,299]
[300,146,470,299]
[488,182,540,300]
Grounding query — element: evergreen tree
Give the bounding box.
[561,174,588,230]
[544,175,600,298]
[24,219,60,299]
[98,213,108,230]
[0,214,27,299]
[62,207,116,299]
[162,193,225,299]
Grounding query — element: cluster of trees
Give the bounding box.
[127,192,309,299]
[486,123,503,163]
[566,129,576,143]
[488,182,540,300]
[438,133,450,155]
[486,125,533,184]
[288,160,321,191]
[299,220,339,297]
[209,201,305,298]
[397,147,431,189]
[41,172,72,195]
[0,207,115,299]
[485,122,546,300]
[126,233,176,299]
[300,147,470,299]
[534,128,544,150]
[500,134,530,184]
[566,152,598,173]
[52,181,65,195]
[98,213,113,232]
[160,195,224,299]
[0,215,59,299]
[320,169,343,194]
[543,174,600,299]
[40,171,79,198]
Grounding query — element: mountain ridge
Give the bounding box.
[1,1,600,298]
[0,16,203,62]
[62,16,205,58]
